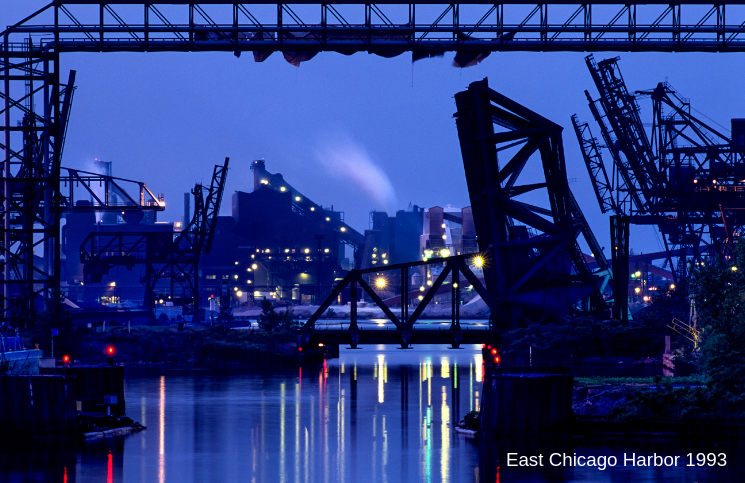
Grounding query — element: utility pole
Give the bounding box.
[315,234,325,304]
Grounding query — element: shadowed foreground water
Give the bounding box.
[1,344,743,482]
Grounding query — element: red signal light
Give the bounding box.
[487,345,492,350]
[62,355,70,364]
[491,348,497,355]
[105,345,116,356]
[298,347,303,352]
[495,356,500,364]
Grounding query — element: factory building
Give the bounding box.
[360,204,478,269]
[199,161,365,306]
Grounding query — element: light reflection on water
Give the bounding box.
[2,344,744,482]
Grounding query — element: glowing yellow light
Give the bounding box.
[234,275,238,279]
[237,291,243,297]
[324,248,329,253]
[341,227,347,232]
[235,261,239,265]
[441,249,451,257]
[427,280,433,286]
[383,260,388,264]
[285,249,290,253]
[634,287,641,294]
[643,296,649,302]
[326,217,330,221]
[375,277,387,289]
[261,180,268,185]
[418,295,424,301]
[252,264,257,269]
[635,271,641,277]
[732,266,738,272]
[670,284,676,290]
[420,286,425,291]
[295,196,301,201]
[109,281,116,287]
[254,291,261,297]
[280,186,286,191]
[472,256,485,268]
[159,299,164,304]
[248,280,252,284]
[382,253,386,258]
[441,234,447,240]
[310,207,315,211]
[453,283,458,288]
[234,287,238,291]
[441,223,446,228]
[304,248,310,254]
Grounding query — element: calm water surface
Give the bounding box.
[1,344,743,482]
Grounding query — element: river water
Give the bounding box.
[1,344,743,482]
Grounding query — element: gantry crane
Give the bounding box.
[79,158,229,320]
[574,55,745,316]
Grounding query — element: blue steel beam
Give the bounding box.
[4,3,745,54]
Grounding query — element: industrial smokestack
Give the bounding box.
[184,192,191,225]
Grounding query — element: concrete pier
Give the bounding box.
[0,375,78,436]
[479,367,573,435]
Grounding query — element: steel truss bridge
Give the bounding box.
[3,1,745,327]
[300,253,498,349]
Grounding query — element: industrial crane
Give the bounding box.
[574,55,745,320]
[79,158,229,321]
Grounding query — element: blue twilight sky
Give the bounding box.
[4,2,745,259]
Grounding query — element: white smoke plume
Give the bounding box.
[315,136,397,214]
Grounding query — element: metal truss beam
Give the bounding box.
[454,78,607,331]
[1,43,68,327]
[60,167,165,212]
[301,253,496,348]
[571,114,616,214]
[6,3,745,55]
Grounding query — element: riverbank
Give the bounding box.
[57,325,302,366]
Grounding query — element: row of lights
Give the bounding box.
[250,247,333,255]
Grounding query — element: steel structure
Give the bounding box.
[60,167,165,213]
[454,78,608,330]
[9,2,745,55]
[300,253,497,348]
[4,2,745,326]
[575,55,745,290]
[79,158,229,318]
[304,77,613,341]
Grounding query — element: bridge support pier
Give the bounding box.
[479,367,573,435]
